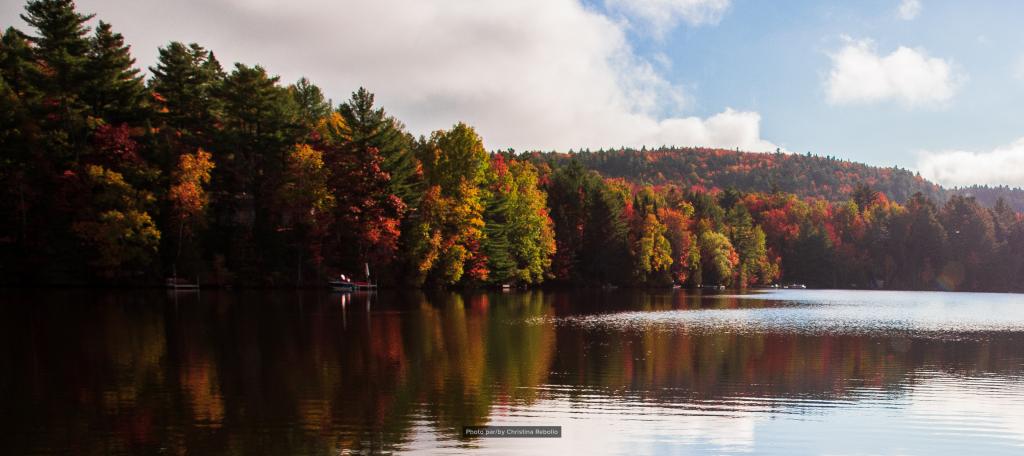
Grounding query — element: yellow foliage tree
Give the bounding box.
[279,143,335,273]
[72,165,161,274]
[168,148,215,270]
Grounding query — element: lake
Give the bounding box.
[2,289,1024,455]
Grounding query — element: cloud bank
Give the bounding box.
[917,138,1024,187]
[826,38,960,107]
[4,0,777,152]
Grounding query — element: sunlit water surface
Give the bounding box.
[2,289,1023,455]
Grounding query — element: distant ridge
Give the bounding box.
[525,147,1024,210]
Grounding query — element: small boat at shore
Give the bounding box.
[166,277,199,290]
[328,264,378,291]
[327,279,377,291]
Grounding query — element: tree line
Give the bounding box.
[2,0,1022,291]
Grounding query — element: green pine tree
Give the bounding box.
[483,190,516,284]
[84,21,146,124]
[339,88,422,206]
[289,77,330,129]
[149,42,224,145]
[21,0,95,163]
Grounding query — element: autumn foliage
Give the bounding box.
[2,0,1023,291]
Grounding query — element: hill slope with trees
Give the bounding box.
[526,147,1024,210]
[528,146,942,203]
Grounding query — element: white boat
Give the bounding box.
[166,277,199,290]
[327,277,376,291]
[328,263,378,291]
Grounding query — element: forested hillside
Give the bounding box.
[530,148,944,204]
[527,147,1024,212]
[3,0,1024,291]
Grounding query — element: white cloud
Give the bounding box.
[917,138,1024,187]
[647,109,778,152]
[9,0,776,153]
[897,0,922,20]
[825,38,961,107]
[604,0,731,36]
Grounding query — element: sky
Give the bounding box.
[3,0,1024,188]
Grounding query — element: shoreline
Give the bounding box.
[1,284,1019,295]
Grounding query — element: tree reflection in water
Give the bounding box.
[0,290,1022,454]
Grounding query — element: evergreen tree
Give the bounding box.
[900,193,946,289]
[991,197,1016,244]
[290,77,330,130]
[1002,220,1024,292]
[852,183,879,211]
[690,190,725,229]
[579,179,631,285]
[339,88,421,206]
[545,160,590,281]
[149,42,224,146]
[483,186,516,284]
[0,28,38,278]
[84,21,146,124]
[0,27,35,96]
[214,63,300,283]
[787,222,834,287]
[21,0,95,163]
[940,195,996,290]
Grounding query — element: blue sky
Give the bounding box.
[3,0,1023,187]
[606,0,1024,173]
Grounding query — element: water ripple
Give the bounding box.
[553,290,1024,335]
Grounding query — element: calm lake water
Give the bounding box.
[2,289,1024,455]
